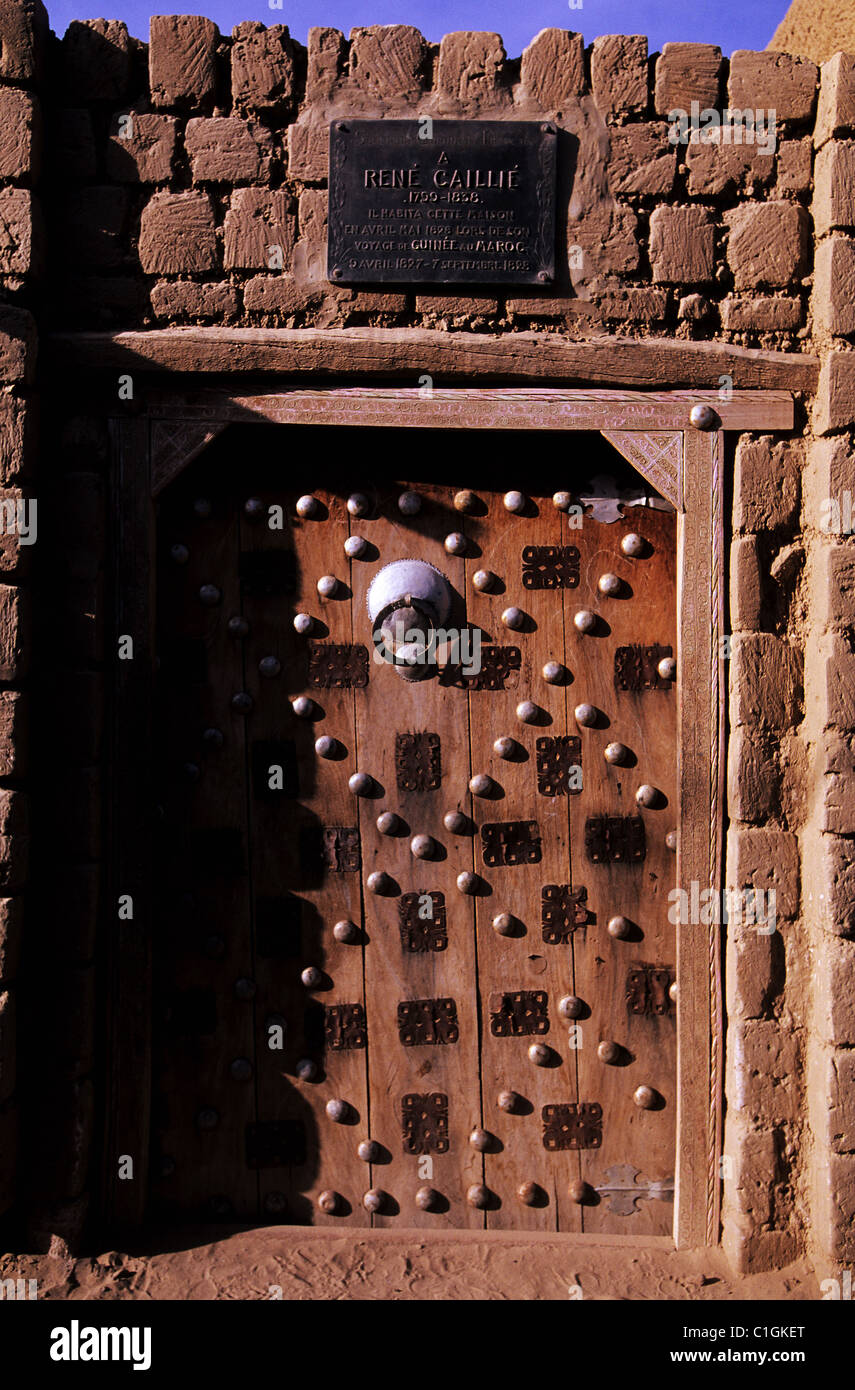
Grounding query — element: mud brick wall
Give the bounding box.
[0,0,45,1234]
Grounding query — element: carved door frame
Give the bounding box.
[106,385,793,1248]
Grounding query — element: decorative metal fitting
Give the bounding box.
[633,1085,660,1110]
[398,491,422,516]
[415,1185,441,1211]
[349,771,374,797]
[558,995,585,1020]
[317,574,339,598]
[574,703,598,727]
[604,742,630,765]
[258,655,281,678]
[244,497,265,519]
[457,871,478,895]
[598,572,622,597]
[333,919,359,944]
[493,736,518,759]
[234,978,256,1001]
[607,915,633,940]
[454,489,479,513]
[293,612,314,635]
[469,773,494,796]
[497,1089,523,1113]
[658,657,677,681]
[315,735,338,758]
[326,1098,349,1123]
[620,533,646,558]
[296,495,321,518]
[466,1184,490,1210]
[410,834,435,859]
[363,1188,385,1213]
[231,692,253,714]
[193,498,212,518]
[367,870,394,895]
[517,1181,541,1206]
[230,1058,253,1082]
[472,568,496,592]
[492,913,516,936]
[542,660,566,685]
[199,584,221,606]
[598,1039,622,1065]
[358,1139,381,1163]
[301,965,323,988]
[501,606,526,630]
[574,609,597,634]
[469,1127,492,1152]
[636,783,661,808]
[291,695,314,718]
[295,1058,318,1081]
[228,615,249,639]
[444,531,467,556]
[170,543,189,564]
[689,403,718,431]
[317,1190,340,1213]
[344,535,369,559]
[516,700,540,723]
[504,490,527,513]
[444,810,470,834]
[528,1042,551,1066]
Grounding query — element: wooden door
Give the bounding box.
[150,427,677,1234]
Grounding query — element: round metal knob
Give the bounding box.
[542,660,566,685]
[501,606,525,630]
[202,727,224,748]
[367,871,393,895]
[326,1098,349,1123]
[231,692,253,714]
[398,491,421,515]
[196,1107,219,1130]
[291,695,314,718]
[528,1042,551,1067]
[497,1089,523,1113]
[347,492,370,517]
[415,1185,441,1211]
[333,919,359,944]
[472,569,496,592]
[574,703,598,727]
[558,994,585,1020]
[621,533,646,558]
[633,1085,660,1110]
[598,1040,622,1065]
[363,1188,385,1213]
[199,583,221,606]
[492,913,516,937]
[317,1189,340,1214]
[454,489,479,513]
[296,495,320,519]
[295,1058,318,1082]
[553,491,573,511]
[170,543,189,564]
[349,771,373,796]
[469,1127,492,1152]
[376,811,400,835]
[228,615,249,638]
[669,981,678,1003]
[666,829,678,851]
[469,773,493,796]
[574,609,597,634]
[516,700,539,723]
[315,734,339,758]
[607,915,633,940]
[193,498,212,518]
[230,1058,252,1082]
[301,965,323,988]
[517,1181,541,1206]
[259,655,281,678]
[636,783,661,808]
[504,490,526,513]
[444,531,467,556]
[244,497,265,519]
[344,535,369,559]
[293,612,314,635]
[598,572,622,597]
[568,1178,592,1204]
[358,1139,381,1163]
[234,978,256,1001]
[493,736,518,759]
[604,742,630,765]
[466,1184,491,1210]
[317,574,339,598]
[658,657,677,681]
[457,871,478,895]
[444,810,470,834]
[411,834,435,859]
[183,762,200,781]
[689,403,717,430]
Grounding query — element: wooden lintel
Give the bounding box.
[48,327,818,393]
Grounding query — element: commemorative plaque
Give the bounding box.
[327,120,557,286]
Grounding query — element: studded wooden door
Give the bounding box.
[151,430,677,1233]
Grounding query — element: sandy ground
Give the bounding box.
[1,1227,819,1301]
[770,0,855,63]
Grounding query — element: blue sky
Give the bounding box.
[47,1,791,58]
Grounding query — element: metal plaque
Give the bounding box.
[398,891,447,953]
[541,883,589,944]
[402,1092,450,1155]
[614,644,673,692]
[585,815,646,863]
[397,998,459,1046]
[324,1002,367,1051]
[246,1120,306,1169]
[455,645,520,691]
[328,120,557,286]
[626,965,675,1017]
[489,990,549,1037]
[481,820,542,867]
[536,736,582,796]
[542,1102,603,1151]
[308,641,369,689]
[522,545,580,590]
[396,731,441,791]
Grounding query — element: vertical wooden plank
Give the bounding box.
[349,479,485,1229]
[105,416,154,1231]
[567,502,678,1236]
[675,429,724,1249]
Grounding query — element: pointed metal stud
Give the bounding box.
[376,811,400,835]
[410,834,435,859]
[363,1188,385,1212]
[604,742,630,765]
[183,762,200,781]
[553,491,573,511]
[415,1185,441,1211]
[347,492,370,518]
[344,535,369,559]
[516,700,540,723]
[202,727,224,748]
[633,1085,660,1110]
[230,1058,253,1082]
[501,606,525,630]
[228,616,249,639]
[620,533,646,558]
[574,703,598,727]
[597,1040,622,1065]
[196,1107,219,1130]
[296,1058,318,1081]
[315,734,339,758]
[517,1181,541,1206]
[293,612,314,635]
[497,1090,523,1113]
[492,913,516,936]
[466,1184,490,1209]
[469,772,494,796]
[574,609,597,634]
[263,1192,287,1216]
[457,871,478,895]
[301,965,323,988]
[291,695,314,718]
[334,919,359,944]
[689,403,718,431]
[658,657,677,681]
[358,1139,381,1163]
[503,490,526,513]
[444,810,470,834]
[199,584,221,606]
[542,660,566,685]
[493,736,518,759]
[234,978,256,1001]
[258,655,281,678]
[598,572,622,597]
[317,574,339,598]
[636,783,661,808]
[469,1127,492,1152]
[244,497,265,519]
[317,1190,340,1213]
[558,995,585,1020]
[231,692,253,714]
[193,498,212,518]
[472,569,496,592]
[568,1179,592,1204]
[170,543,189,564]
[607,915,633,940]
[454,489,479,514]
[444,531,467,556]
[367,871,393,895]
[669,981,678,1003]
[398,491,421,515]
[666,829,678,851]
[296,495,321,519]
[349,771,373,796]
[326,1098,349,1123]
[528,1042,551,1066]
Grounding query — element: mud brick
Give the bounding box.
[814,235,855,336]
[62,18,133,101]
[350,291,408,313]
[149,14,219,109]
[0,397,35,483]
[306,27,347,102]
[570,204,639,277]
[686,138,775,197]
[721,297,802,332]
[231,21,297,114]
[608,122,675,196]
[598,288,668,322]
[0,692,27,777]
[0,835,29,893]
[520,28,584,105]
[0,988,15,1103]
[0,188,38,277]
[60,186,127,271]
[223,188,295,271]
[654,42,722,115]
[775,138,812,196]
[814,141,855,235]
[815,52,855,147]
[243,275,351,318]
[151,279,238,321]
[591,34,648,117]
[649,205,715,284]
[106,112,177,183]
[728,49,817,124]
[185,116,271,184]
[727,725,779,823]
[0,0,48,83]
[725,201,809,289]
[730,633,802,733]
[0,584,28,679]
[0,308,35,385]
[138,191,219,275]
[52,109,96,182]
[0,897,23,983]
[734,436,800,531]
[815,352,855,435]
[287,124,328,182]
[0,89,38,181]
[437,31,508,109]
[350,24,428,102]
[415,294,498,316]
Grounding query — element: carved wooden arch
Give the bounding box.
[109,387,788,1249]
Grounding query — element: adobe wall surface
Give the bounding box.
[0,8,852,1285]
